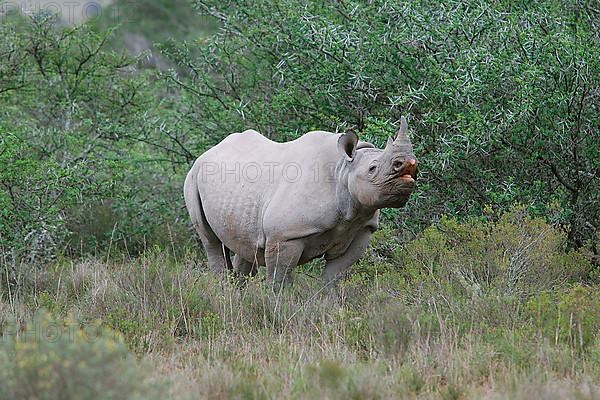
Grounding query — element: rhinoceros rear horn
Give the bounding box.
[338,131,359,161]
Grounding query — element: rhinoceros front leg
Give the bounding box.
[265,240,304,291]
[323,229,373,286]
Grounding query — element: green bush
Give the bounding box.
[398,208,591,298]
[163,0,599,246]
[304,360,377,400]
[0,128,84,265]
[0,311,166,400]
[0,13,196,258]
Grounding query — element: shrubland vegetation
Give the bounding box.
[0,0,598,398]
[1,211,599,398]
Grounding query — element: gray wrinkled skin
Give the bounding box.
[184,117,418,289]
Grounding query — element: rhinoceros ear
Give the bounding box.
[385,136,394,150]
[338,131,359,161]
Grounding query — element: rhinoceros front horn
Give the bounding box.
[395,116,410,145]
[385,115,413,153]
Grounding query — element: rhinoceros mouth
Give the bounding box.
[400,174,415,183]
[398,159,418,182]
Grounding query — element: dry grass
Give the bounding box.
[1,246,598,399]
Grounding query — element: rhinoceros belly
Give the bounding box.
[297,222,367,264]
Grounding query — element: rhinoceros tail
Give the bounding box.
[184,165,234,272]
[184,166,210,238]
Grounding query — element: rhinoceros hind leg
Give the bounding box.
[201,240,232,276]
[265,240,303,291]
[188,205,231,276]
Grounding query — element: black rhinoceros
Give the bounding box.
[184,117,418,288]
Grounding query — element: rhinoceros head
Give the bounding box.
[338,116,418,209]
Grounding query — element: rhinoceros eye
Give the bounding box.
[368,164,377,174]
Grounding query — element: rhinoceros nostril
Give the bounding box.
[404,159,418,178]
[397,159,418,178]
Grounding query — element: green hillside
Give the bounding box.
[92,0,217,58]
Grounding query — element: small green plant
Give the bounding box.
[0,310,167,400]
[348,226,401,283]
[526,285,600,350]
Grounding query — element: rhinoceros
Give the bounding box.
[184,116,418,288]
